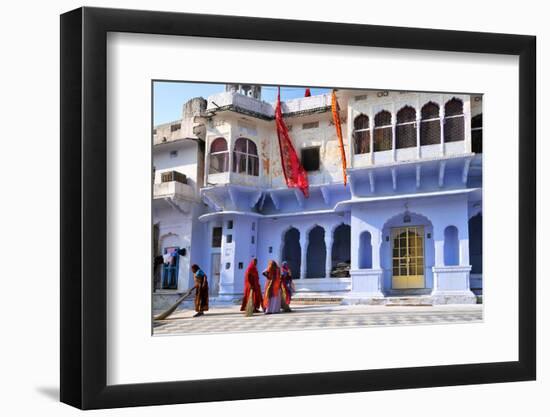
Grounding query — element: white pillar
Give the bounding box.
[325,231,333,278]
[369,111,375,164]
[299,233,308,279]
[391,120,397,162]
[416,116,421,159]
[371,230,382,270]
[439,106,445,156]
[463,97,472,153]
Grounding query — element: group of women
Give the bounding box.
[240,258,294,315]
[189,258,294,318]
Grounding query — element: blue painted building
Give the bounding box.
[153,85,482,307]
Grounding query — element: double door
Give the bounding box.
[391,226,425,289]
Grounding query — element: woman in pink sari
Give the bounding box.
[262,260,282,314]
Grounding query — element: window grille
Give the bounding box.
[232,137,259,176]
[396,106,417,149]
[353,114,370,154]
[420,102,441,146]
[160,170,187,184]
[209,137,229,174]
[211,227,222,248]
[302,121,319,129]
[373,110,392,151]
[444,98,464,143]
[471,114,483,153]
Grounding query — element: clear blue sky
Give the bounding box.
[153,81,330,125]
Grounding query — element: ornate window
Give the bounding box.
[471,113,482,153]
[444,98,465,143]
[233,137,259,176]
[396,106,417,149]
[373,110,392,152]
[208,137,229,174]
[353,114,370,154]
[420,102,440,146]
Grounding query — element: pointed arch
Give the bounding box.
[420,102,440,146]
[306,225,326,278]
[396,105,417,149]
[444,98,464,143]
[373,110,392,151]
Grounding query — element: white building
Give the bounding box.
[153,85,483,309]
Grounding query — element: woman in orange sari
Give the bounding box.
[262,260,282,314]
[240,258,263,314]
[191,264,209,317]
[280,261,293,312]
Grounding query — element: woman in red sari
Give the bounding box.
[240,258,263,314]
[262,260,282,314]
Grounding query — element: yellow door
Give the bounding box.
[391,226,425,289]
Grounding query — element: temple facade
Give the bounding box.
[152,85,482,308]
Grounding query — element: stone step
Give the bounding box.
[291,297,344,305]
[385,296,433,307]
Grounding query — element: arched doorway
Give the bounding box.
[331,224,351,277]
[307,226,326,278]
[282,227,301,279]
[468,214,482,274]
[381,212,435,292]
[391,226,425,289]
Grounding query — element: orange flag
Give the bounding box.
[331,90,347,186]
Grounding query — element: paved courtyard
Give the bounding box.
[153,303,483,336]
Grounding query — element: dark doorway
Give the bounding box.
[307,226,326,278]
[468,214,482,274]
[331,224,351,277]
[282,227,301,279]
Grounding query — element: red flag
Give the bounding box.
[304,88,311,97]
[275,87,309,197]
[331,90,347,186]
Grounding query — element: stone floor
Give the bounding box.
[153,303,483,336]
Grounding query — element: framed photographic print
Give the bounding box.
[60,6,536,410]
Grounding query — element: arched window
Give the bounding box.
[420,102,440,146]
[373,110,392,151]
[307,226,326,278]
[282,227,301,279]
[444,225,459,266]
[353,114,370,154]
[331,224,351,277]
[233,137,259,176]
[471,113,482,153]
[359,231,372,269]
[396,106,417,149]
[444,98,464,143]
[209,137,229,174]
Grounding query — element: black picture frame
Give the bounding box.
[60,6,536,410]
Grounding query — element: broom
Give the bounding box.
[153,287,195,320]
[245,289,255,317]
